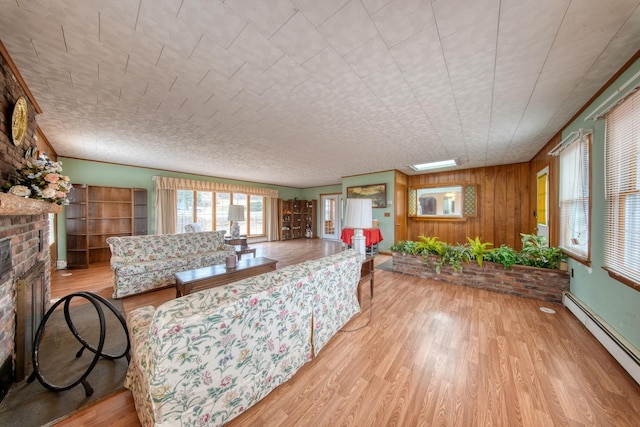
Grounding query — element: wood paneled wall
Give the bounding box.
[407,163,533,250]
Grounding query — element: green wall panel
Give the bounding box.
[561,58,640,351]
[57,158,302,256]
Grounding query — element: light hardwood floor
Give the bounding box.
[51,239,640,426]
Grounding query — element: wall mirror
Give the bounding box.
[409,184,475,220]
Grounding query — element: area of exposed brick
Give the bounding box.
[392,253,569,303]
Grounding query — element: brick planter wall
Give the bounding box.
[392,253,569,303]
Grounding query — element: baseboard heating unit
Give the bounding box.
[563,291,640,385]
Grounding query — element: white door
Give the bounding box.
[320,194,342,240]
[536,167,549,243]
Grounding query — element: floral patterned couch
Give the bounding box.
[106,231,236,298]
[125,250,362,427]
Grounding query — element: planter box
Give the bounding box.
[392,253,569,303]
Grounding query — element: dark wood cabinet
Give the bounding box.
[279,199,316,241]
[66,185,147,268]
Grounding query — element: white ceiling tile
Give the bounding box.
[403,63,462,141]
[362,63,414,108]
[494,0,569,92]
[389,26,441,72]
[80,0,140,30]
[326,71,371,99]
[230,62,277,95]
[318,0,379,55]
[189,35,244,79]
[136,1,203,58]
[1,6,67,54]
[292,0,349,27]
[343,36,396,78]
[372,0,434,48]
[302,46,352,84]
[264,55,312,90]
[432,0,499,40]
[225,0,297,38]
[99,14,164,65]
[177,0,247,49]
[361,0,393,15]
[228,25,285,71]
[156,47,209,85]
[198,70,244,100]
[151,0,183,16]
[269,11,329,65]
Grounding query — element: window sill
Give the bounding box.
[603,267,640,292]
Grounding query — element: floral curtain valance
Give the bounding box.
[153,176,278,198]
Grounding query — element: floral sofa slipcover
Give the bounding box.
[125,250,362,427]
[106,231,236,298]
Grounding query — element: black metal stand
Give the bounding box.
[27,292,130,396]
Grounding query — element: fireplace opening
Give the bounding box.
[15,261,46,381]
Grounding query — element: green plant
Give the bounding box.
[390,240,418,255]
[415,235,446,256]
[435,243,472,273]
[518,233,565,269]
[394,233,566,272]
[484,245,519,269]
[390,240,424,256]
[466,236,493,267]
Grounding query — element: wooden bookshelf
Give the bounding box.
[66,185,147,268]
[279,199,316,241]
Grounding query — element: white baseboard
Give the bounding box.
[563,292,640,385]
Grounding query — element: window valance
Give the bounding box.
[153,176,278,198]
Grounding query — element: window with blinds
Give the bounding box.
[559,133,591,262]
[604,89,640,289]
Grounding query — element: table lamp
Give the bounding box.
[344,198,373,256]
[227,205,245,238]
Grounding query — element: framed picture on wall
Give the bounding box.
[346,183,387,208]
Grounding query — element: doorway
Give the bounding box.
[320,193,342,240]
[536,167,549,243]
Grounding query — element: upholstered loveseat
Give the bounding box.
[106,231,236,298]
[125,250,362,427]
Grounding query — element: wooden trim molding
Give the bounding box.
[1,41,57,158]
[603,267,640,292]
[36,126,57,158]
[0,40,42,114]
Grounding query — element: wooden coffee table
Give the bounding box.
[175,257,277,297]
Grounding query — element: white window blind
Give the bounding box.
[604,89,640,287]
[559,133,590,261]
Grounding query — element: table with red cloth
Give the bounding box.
[340,228,383,248]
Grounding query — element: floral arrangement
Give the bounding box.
[4,153,72,205]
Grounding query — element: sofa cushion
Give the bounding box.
[112,251,231,277]
[107,231,229,263]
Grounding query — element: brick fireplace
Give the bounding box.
[0,205,54,401]
[0,46,59,401]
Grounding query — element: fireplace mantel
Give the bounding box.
[0,192,62,216]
